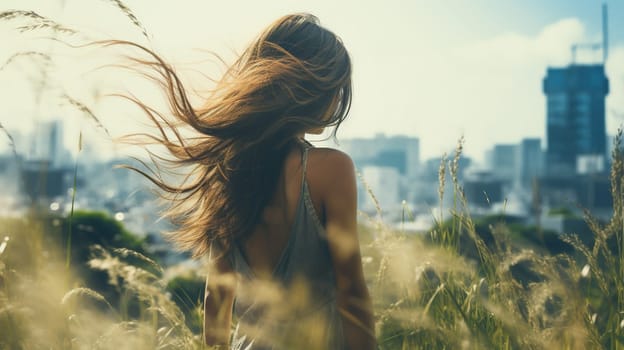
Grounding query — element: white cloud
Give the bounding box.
[455,18,587,67]
[606,47,624,131]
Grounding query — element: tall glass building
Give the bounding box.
[543,65,609,175]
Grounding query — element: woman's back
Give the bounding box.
[229,141,345,349]
[237,141,318,278]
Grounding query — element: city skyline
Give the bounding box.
[1,1,624,163]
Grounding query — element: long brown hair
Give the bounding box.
[114,13,352,257]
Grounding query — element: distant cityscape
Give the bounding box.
[337,58,615,234]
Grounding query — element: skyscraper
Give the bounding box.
[543,65,609,175]
[338,134,420,209]
[33,119,69,167]
[516,138,543,187]
[339,134,420,178]
[488,144,517,183]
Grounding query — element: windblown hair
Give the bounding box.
[113,13,352,257]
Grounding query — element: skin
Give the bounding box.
[204,130,376,349]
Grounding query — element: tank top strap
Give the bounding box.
[300,141,312,192]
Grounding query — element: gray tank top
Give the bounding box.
[228,144,345,350]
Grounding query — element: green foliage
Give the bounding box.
[64,210,146,262]
[166,273,205,334]
[548,207,579,219]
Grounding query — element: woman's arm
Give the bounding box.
[204,251,236,346]
[321,151,376,350]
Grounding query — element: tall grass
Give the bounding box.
[2,135,624,348]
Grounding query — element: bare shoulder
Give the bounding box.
[306,147,356,202]
[307,147,355,179]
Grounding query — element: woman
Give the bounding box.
[121,13,375,349]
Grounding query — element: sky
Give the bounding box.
[1,0,623,163]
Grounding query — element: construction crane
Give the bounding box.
[570,3,608,65]
[570,43,602,64]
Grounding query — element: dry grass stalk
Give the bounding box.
[0,122,18,159]
[357,170,383,219]
[16,22,78,35]
[104,0,150,40]
[61,287,115,312]
[0,51,52,72]
[0,10,78,35]
[450,135,464,185]
[112,247,164,275]
[437,152,447,223]
[0,10,45,21]
[62,94,112,137]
